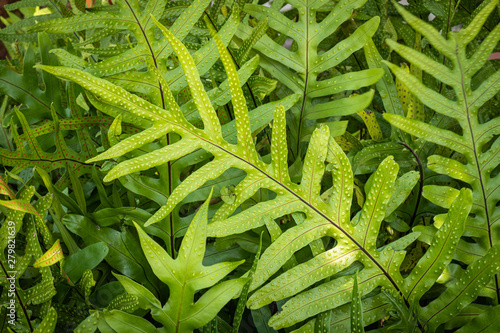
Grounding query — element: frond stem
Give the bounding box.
[206,141,425,331]
[455,48,500,303]
[398,142,423,228]
[0,260,33,332]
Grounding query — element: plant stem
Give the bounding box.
[398,142,424,228]
[0,260,34,332]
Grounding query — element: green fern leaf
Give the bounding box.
[351,273,365,333]
[111,193,246,332]
[455,304,500,333]
[0,34,60,122]
[1,108,116,189]
[35,14,479,331]
[384,0,500,305]
[236,0,383,157]
[0,187,57,330]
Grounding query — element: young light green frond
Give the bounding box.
[88,122,173,162]
[104,138,202,182]
[307,70,383,100]
[163,7,241,94]
[268,270,385,329]
[130,193,246,332]
[247,245,359,308]
[113,273,162,311]
[173,55,260,120]
[36,65,169,124]
[427,155,477,184]
[306,90,377,120]
[134,221,177,285]
[355,156,398,253]
[422,185,460,209]
[384,114,471,156]
[312,17,380,71]
[471,71,500,109]
[271,106,290,183]
[385,171,419,218]
[206,148,416,329]
[466,22,500,75]
[86,93,151,128]
[210,18,257,160]
[421,245,500,332]
[299,124,330,201]
[325,137,354,229]
[3,0,500,331]
[151,15,222,141]
[209,196,304,237]
[146,156,234,226]
[102,310,158,333]
[291,293,392,333]
[248,218,334,294]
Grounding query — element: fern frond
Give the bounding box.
[0,187,57,330]
[235,0,383,158]
[36,15,489,331]
[0,34,62,121]
[384,0,500,307]
[110,193,247,332]
[30,0,240,103]
[0,106,133,189]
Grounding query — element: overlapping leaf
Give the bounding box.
[35,12,495,331]
[0,33,62,122]
[0,187,57,331]
[30,0,242,104]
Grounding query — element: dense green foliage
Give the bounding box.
[0,0,499,332]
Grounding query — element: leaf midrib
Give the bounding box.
[73,67,410,306]
[199,137,408,303]
[455,44,499,301]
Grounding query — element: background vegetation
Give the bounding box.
[0,0,499,331]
